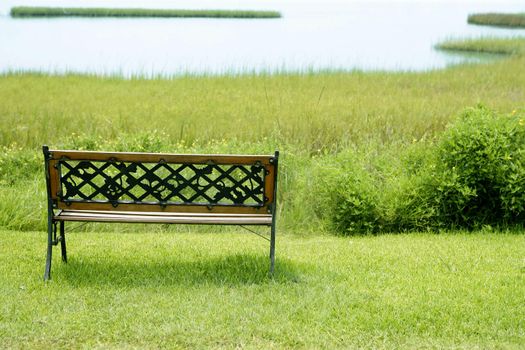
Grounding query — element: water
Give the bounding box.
[1,0,524,76]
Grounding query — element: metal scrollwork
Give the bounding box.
[59,159,265,206]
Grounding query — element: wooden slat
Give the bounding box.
[59,210,271,218]
[264,164,276,205]
[49,149,273,166]
[54,210,272,225]
[48,159,60,201]
[56,201,271,214]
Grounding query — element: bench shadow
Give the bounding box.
[58,254,302,287]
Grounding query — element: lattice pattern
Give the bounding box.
[58,160,266,206]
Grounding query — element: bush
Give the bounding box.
[314,150,381,234]
[430,105,525,227]
[318,106,525,234]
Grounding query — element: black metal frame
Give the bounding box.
[42,146,279,280]
[269,151,278,275]
[43,146,67,280]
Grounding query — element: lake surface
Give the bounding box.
[1,0,525,76]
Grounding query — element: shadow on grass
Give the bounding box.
[57,254,303,287]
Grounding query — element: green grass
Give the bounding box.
[2,54,525,151]
[1,230,523,348]
[468,13,525,28]
[9,6,281,19]
[2,38,525,232]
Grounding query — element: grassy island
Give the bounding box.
[468,12,525,28]
[10,6,281,19]
[436,37,525,55]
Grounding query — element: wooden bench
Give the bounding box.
[42,146,279,280]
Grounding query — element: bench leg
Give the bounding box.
[60,221,67,263]
[44,221,54,281]
[269,223,276,276]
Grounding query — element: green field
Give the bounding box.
[2,39,525,232]
[1,37,525,347]
[1,230,524,348]
[10,7,281,19]
[468,13,525,28]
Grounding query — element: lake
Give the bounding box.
[1,0,524,76]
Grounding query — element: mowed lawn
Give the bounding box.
[1,230,523,348]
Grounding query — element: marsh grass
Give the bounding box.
[1,39,525,232]
[1,230,523,348]
[3,55,525,151]
[10,7,281,19]
[468,13,525,28]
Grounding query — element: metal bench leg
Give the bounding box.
[60,221,67,263]
[269,222,276,276]
[269,150,279,277]
[44,221,54,281]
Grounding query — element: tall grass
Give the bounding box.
[10,7,282,19]
[2,55,525,151]
[468,13,525,28]
[1,38,525,233]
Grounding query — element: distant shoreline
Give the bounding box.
[9,7,282,19]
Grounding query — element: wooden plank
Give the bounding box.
[56,201,271,214]
[59,210,271,218]
[264,164,276,205]
[54,212,272,225]
[48,159,60,201]
[49,149,274,166]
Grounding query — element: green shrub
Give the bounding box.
[430,105,525,227]
[317,106,525,234]
[314,151,380,234]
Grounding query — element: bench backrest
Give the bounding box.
[43,146,278,215]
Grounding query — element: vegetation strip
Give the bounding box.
[468,12,525,28]
[10,6,281,19]
[436,37,525,55]
[1,38,525,234]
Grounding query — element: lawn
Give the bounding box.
[1,230,524,348]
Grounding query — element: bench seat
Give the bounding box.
[54,210,273,225]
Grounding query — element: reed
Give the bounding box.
[10,6,281,19]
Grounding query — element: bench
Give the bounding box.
[42,146,279,280]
